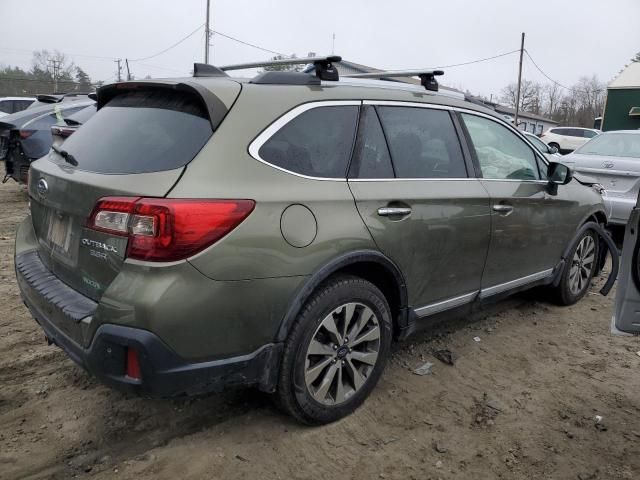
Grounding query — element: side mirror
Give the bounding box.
[547,162,573,185]
[548,145,559,154]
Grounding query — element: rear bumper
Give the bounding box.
[16,249,282,396]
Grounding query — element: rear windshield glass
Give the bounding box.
[575,133,640,158]
[59,90,213,174]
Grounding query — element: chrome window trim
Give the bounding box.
[414,291,478,318]
[248,98,550,182]
[247,100,361,182]
[479,269,554,299]
[349,177,481,182]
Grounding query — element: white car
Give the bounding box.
[540,127,600,153]
[0,97,35,118]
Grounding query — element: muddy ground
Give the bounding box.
[0,180,639,480]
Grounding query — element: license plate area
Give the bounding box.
[47,212,73,255]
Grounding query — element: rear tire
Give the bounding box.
[549,142,561,154]
[550,229,599,305]
[276,275,392,425]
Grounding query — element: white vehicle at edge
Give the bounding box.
[540,127,600,153]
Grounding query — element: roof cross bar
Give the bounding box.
[221,55,342,81]
[343,69,445,92]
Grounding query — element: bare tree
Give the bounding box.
[501,80,543,113]
[543,83,563,117]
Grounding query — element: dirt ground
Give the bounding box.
[1,181,639,480]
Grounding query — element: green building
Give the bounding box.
[602,62,640,131]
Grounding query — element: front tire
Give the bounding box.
[276,275,392,425]
[549,142,561,154]
[551,230,599,305]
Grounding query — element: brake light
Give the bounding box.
[87,197,255,262]
[19,129,35,139]
[125,347,142,380]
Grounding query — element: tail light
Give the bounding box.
[125,347,142,380]
[18,129,35,139]
[51,125,76,138]
[87,197,255,262]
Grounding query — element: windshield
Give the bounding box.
[526,134,549,153]
[575,133,640,158]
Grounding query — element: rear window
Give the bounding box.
[258,105,359,178]
[59,90,212,174]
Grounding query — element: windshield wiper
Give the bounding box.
[51,144,78,166]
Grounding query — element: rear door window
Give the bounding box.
[59,90,213,174]
[259,105,359,178]
[583,130,598,138]
[376,106,467,178]
[348,106,394,179]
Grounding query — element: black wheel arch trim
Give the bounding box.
[276,249,408,342]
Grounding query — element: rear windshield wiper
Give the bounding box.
[51,144,78,166]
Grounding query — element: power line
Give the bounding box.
[376,50,520,74]
[524,49,604,93]
[128,24,205,62]
[211,30,287,57]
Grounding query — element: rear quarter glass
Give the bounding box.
[59,89,215,174]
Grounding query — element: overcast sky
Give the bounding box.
[0,0,638,99]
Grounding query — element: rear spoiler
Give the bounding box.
[96,81,229,131]
[35,93,95,104]
[35,94,64,104]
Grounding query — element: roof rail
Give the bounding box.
[193,63,229,78]
[343,70,445,92]
[221,55,341,81]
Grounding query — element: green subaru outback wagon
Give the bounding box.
[15,57,607,424]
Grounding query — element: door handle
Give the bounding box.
[377,207,412,217]
[492,204,514,214]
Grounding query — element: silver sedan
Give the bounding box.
[563,130,640,225]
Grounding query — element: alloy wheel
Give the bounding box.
[304,302,381,406]
[569,235,596,295]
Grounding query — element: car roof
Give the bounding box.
[100,75,501,122]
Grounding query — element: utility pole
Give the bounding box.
[48,59,62,93]
[514,32,525,129]
[204,0,211,63]
[114,58,122,82]
[125,59,132,81]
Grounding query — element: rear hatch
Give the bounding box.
[28,80,240,301]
